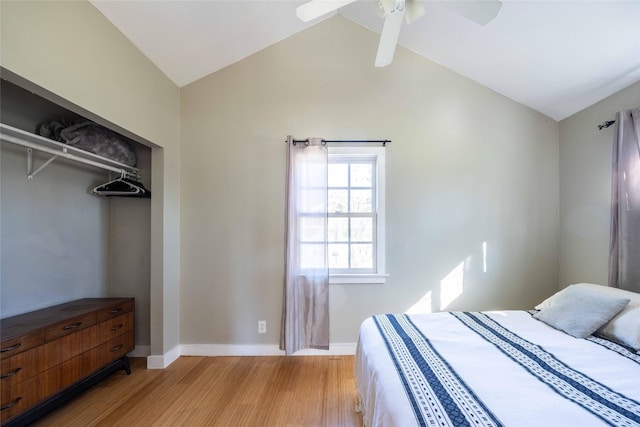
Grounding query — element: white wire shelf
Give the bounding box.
[0,123,140,180]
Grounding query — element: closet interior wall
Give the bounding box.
[0,79,151,351]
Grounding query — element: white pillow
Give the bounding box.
[536,283,640,349]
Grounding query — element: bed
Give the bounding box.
[355,284,640,427]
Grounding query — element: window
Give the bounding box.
[328,147,386,284]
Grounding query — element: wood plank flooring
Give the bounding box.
[32,356,363,427]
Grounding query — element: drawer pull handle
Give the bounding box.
[110,324,124,331]
[111,344,124,352]
[109,308,123,314]
[63,322,82,330]
[0,343,21,353]
[1,397,22,411]
[0,368,22,379]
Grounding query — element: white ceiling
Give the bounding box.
[91,0,640,121]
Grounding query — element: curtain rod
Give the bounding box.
[598,120,616,130]
[289,137,391,147]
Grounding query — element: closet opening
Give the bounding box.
[0,77,152,357]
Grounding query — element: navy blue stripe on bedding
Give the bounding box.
[373,314,502,427]
[587,335,640,364]
[452,312,640,427]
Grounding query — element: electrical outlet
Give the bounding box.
[258,320,267,334]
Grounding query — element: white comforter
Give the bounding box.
[355,311,640,427]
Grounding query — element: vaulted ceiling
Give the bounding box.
[91,1,640,121]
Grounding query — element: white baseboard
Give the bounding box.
[181,344,284,356]
[146,344,180,369]
[144,343,356,368]
[180,342,356,357]
[289,343,357,356]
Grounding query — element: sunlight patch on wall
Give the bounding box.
[482,241,488,273]
[406,290,433,314]
[440,261,464,310]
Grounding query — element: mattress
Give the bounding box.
[355,310,640,427]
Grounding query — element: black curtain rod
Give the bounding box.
[598,120,616,130]
[290,138,391,147]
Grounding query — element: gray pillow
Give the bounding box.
[533,285,630,338]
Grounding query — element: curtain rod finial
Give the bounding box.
[598,120,616,130]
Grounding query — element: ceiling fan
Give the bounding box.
[296,0,503,67]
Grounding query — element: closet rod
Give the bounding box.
[1,123,139,179]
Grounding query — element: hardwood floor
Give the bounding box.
[32,356,363,427]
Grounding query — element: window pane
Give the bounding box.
[328,163,348,187]
[300,216,325,242]
[351,163,372,187]
[351,244,373,269]
[350,189,372,213]
[328,244,349,269]
[300,243,326,269]
[351,217,372,242]
[328,217,348,242]
[328,189,348,213]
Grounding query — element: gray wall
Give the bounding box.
[180,17,560,346]
[559,81,640,288]
[0,147,111,314]
[109,150,152,347]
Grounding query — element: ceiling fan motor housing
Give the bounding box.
[378,0,405,15]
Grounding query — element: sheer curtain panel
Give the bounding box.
[280,138,330,355]
[609,107,640,292]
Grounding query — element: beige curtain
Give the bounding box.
[609,108,640,292]
[280,137,330,355]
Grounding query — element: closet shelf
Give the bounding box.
[0,123,140,180]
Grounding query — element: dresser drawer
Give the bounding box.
[0,346,40,389]
[100,331,134,366]
[0,377,39,424]
[0,330,44,360]
[44,312,97,341]
[98,312,133,342]
[96,300,134,323]
[38,354,85,404]
[84,331,134,373]
[39,325,100,372]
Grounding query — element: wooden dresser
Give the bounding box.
[0,298,135,426]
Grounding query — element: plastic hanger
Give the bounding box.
[93,171,150,198]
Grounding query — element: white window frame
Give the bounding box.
[328,146,386,285]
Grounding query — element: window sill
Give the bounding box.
[329,274,387,285]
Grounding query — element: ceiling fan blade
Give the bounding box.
[375,7,405,67]
[405,0,425,25]
[438,0,502,25]
[296,0,359,22]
